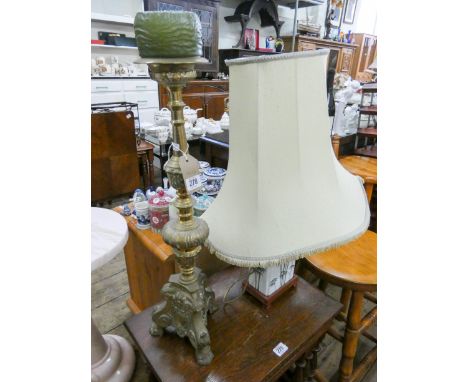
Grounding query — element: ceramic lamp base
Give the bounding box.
[244,275,298,309]
[244,261,297,309]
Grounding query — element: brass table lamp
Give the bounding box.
[134,12,216,365]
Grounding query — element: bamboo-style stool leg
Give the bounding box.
[339,291,364,382]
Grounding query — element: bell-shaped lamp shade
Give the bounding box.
[203,50,370,267]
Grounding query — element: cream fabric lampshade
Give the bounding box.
[203,50,370,267]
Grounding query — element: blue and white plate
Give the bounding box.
[204,167,226,178]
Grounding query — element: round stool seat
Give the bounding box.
[306,230,376,291]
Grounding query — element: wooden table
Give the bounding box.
[125,267,342,382]
[200,130,229,168]
[137,140,155,190]
[91,208,135,382]
[339,155,377,202]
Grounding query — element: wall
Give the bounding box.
[91,0,142,17]
[341,0,377,35]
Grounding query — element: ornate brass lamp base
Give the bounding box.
[139,58,217,365]
[150,268,216,365]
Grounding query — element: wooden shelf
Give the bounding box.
[91,44,137,50]
[91,12,134,25]
[360,106,377,115]
[355,146,377,158]
[357,128,377,138]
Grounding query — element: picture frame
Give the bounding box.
[343,0,358,24]
[244,28,259,50]
[330,5,343,29]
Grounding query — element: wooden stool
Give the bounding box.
[303,230,377,382]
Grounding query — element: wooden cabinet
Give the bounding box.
[91,111,141,203]
[350,33,377,82]
[283,35,358,75]
[158,80,228,120]
[339,47,355,74]
[144,0,220,73]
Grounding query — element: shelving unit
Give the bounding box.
[91,12,134,25]
[91,44,137,50]
[355,83,377,158]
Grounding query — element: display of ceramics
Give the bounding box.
[132,189,147,203]
[198,161,210,174]
[145,122,171,144]
[154,108,172,123]
[183,106,203,124]
[91,57,149,78]
[193,194,215,217]
[184,120,193,138]
[220,112,230,130]
[203,167,227,195]
[148,188,172,233]
[197,117,222,134]
[146,186,157,200]
[135,201,151,230]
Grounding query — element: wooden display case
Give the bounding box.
[158,79,229,120]
[283,35,358,75]
[350,33,377,82]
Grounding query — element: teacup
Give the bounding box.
[96,56,106,65]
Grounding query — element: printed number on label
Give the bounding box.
[273,342,288,357]
[185,174,202,193]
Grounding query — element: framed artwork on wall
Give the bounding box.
[343,0,358,24]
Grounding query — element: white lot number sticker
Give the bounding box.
[273,342,288,357]
[185,174,202,193]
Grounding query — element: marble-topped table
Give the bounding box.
[91,207,135,382]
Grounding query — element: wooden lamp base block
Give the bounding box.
[243,275,298,309]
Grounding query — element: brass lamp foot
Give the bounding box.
[150,268,216,365]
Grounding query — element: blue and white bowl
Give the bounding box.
[203,167,227,194]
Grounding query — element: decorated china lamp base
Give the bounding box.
[244,261,298,309]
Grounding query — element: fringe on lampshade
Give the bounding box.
[204,179,371,268]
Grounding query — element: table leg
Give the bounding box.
[142,156,149,190]
[364,184,374,204]
[91,318,135,382]
[147,150,155,188]
[339,291,364,382]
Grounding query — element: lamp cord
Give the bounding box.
[222,268,254,306]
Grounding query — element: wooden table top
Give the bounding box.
[339,155,377,185]
[125,267,342,382]
[200,130,230,147]
[137,140,155,153]
[306,230,377,291]
[113,205,173,263]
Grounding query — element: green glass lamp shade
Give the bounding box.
[134,11,203,58]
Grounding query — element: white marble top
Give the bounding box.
[91,207,128,272]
